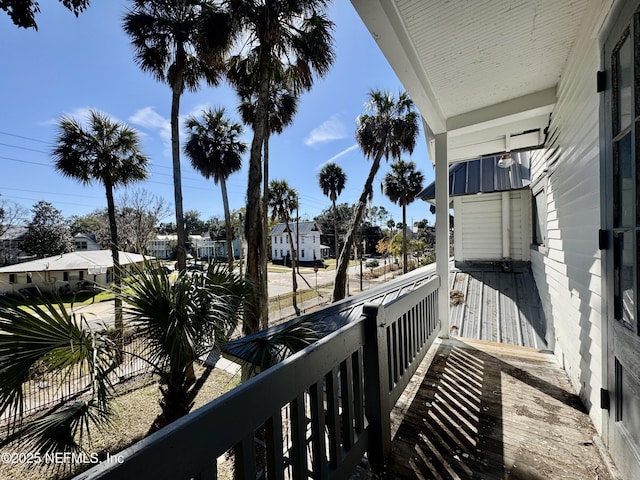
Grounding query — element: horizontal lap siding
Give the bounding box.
[529,3,603,433]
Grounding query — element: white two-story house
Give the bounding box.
[270,221,328,266]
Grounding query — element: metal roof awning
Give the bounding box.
[418,151,531,204]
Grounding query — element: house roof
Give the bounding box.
[270,221,322,236]
[0,226,27,241]
[351,0,597,163]
[0,250,150,273]
[418,151,531,203]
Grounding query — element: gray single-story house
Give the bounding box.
[0,250,149,296]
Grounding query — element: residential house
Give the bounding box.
[0,226,27,265]
[73,233,101,252]
[146,234,177,260]
[197,235,241,262]
[270,220,329,266]
[0,250,149,296]
[64,1,640,478]
[147,233,241,261]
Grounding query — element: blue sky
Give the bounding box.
[0,1,434,230]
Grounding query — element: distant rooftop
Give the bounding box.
[270,220,321,236]
[0,250,150,273]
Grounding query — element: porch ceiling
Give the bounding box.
[351,0,594,163]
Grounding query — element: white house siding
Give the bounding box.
[529,3,603,433]
[454,190,530,262]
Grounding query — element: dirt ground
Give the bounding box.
[0,365,239,480]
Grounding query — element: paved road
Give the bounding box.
[73,262,391,329]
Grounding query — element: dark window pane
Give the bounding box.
[614,30,632,135]
[614,133,633,228]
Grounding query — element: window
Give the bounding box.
[301,237,305,244]
[532,189,547,246]
[9,274,15,284]
[312,235,316,243]
[274,249,277,258]
[63,272,69,282]
[301,249,305,258]
[79,271,84,281]
[280,237,283,244]
[26,274,32,284]
[280,249,284,257]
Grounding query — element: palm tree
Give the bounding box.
[384,160,424,273]
[123,0,235,272]
[333,90,419,301]
[227,0,335,334]
[0,295,117,455]
[233,74,299,330]
[0,263,252,453]
[121,262,252,431]
[318,162,346,259]
[269,180,300,316]
[52,110,148,337]
[184,107,246,272]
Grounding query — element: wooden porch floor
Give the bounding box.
[448,266,547,349]
[361,338,613,479]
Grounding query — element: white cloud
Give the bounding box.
[129,107,172,155]
[304,115,347,146]
[315,144,358,171]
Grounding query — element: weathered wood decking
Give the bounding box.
[377,338,613,479]
[352,266,614,479]
[448,266,547,349]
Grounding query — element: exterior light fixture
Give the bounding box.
[497,153,513,168]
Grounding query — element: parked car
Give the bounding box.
[365,258,379,268]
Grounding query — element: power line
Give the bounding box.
[0,142,49,154]
[0,130,50,144]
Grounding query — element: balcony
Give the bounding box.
[74,263,614,480]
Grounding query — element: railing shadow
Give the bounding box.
[382,338,586,479]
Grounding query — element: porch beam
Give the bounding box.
[435,133,450,338]
[446,87,556,134]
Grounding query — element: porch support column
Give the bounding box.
[502,191,511,258]
[435,133,450,338]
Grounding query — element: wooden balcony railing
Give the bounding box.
[75,274,441,480]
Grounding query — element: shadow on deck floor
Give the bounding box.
[355,337,613,479]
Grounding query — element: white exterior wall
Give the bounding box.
[529,1,604,432]
[453,190,531,262]
[271,232,323,262]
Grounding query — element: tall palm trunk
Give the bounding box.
[172,50,187,272]
[105,180,123,340]
[221,178,234,272]
[285,222,299,315]
[402,203,408,274]
[244,48,271,335]
[333,152,384,301]
[261,134,270,329]
[332,198,339,260]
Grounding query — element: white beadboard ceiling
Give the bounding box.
[351,0,595,162]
